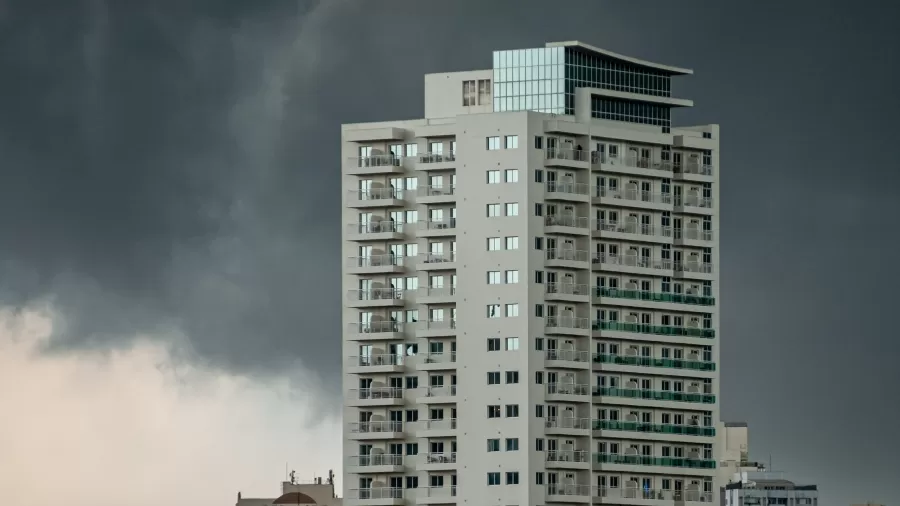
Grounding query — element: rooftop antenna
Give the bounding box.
[768,454,772,471]
[290,470,297,485]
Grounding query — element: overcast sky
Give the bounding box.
[0,1,897,505]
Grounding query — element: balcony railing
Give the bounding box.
[547,484,593,497]
[592,219,672,239]
[674,161,714,176]
[545,214,590,228]
[546,348,590,363]
[674,195,714,209]
[419,352,456,365]
[350,154,402,168]
[347,353,404,367]
[419,219,457,231]
[347,288,404,302]
[674,228,713,241]
[349,454,403,467]
[592,419,716,437]
[418,486,457,499]
[417,252,456,265]
[592,253,674,271]
[418,152,456,164]
[347,187,402,202]
[545,316,590,331]
[593,452,717,469]
[353,386,404,400]
[546,147,589,162]
[675,262,714,274]
[547,383,590,396]
[596,487,714,502]
[594,286,715,306]
[348,321,403,334]
[546,248,590,262]
[594,386,716,405]
[591,153,671,171]
[422,452,456,464]
[418,286,456,298]
[349,487,404,500]
[417,185,456,197]
[547,450,589,463]
[592,320,716,339]
[418,418,457,431]
[349,420,403,434]
[546,282,589,297]
[420,385,457,397]
[594,186,672,205]
[346,254,405,269]
[347,221,403,235]
[420,319,456,331]
[545,416,591,430]
[593,353,716,372]
[547,181,590,196]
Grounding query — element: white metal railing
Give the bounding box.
[348,454,403,467]
[674,228,714,241]
[545,348,590,363]
[546,147,589,162]
[345,254,405,268]
[546,282,589,297]
[417,418,457,431]
[596,487,714,502]
[347,321,404,334]
[347,187,402,201]
[591,253,674,271]
[545,316,590,330]
[547,484,593,497]
[546,383,590,396]
[351,386,403,400]
[346,221,403,234]
[417,185,456,197]
[349,420,403,433]
[547,181,590,196]
[545,416,591,430]
[419,352,456,365]
[417,486,457,499]
[417,252,456,264]
[546,450,589,463]
[347,288,404,302]
[593,186,673,205]
[545,215,590,228]
[420,385,457,397]
[349,487,404,500]
[420,319,456,331]
[675,262,714,274]
[546,248,590,262]
[592,219,673,239]
[418,286,456,298]
[675,161,714,176]
[418,152,456,164]
[346,354,404,368]
[422,452,456,464]
[348,154,403,168]
[418,219,457,231]
[674,195,714,209]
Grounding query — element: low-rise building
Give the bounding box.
[236,471,342,506]
[724,471,817,506]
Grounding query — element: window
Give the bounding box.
[404,143,418,157]
[534,304,543,317]
[505,203,519,216]
[487,204,501,217]
[505,135,519,149]
[486,136,501,150]
[535,472,544,485]
[505,236,519,250]
[534,203,543,216]
[487,338,501,351]
[505,304,519,317]
[487,304,500,318]
[505,270,519,284]
[505,404,519,417]
[535,438,544,451]
[506,472,520,485]
[487,237,501,250]
[505,337,519,350]
[405,476,418,489]
[487,439,500,452]
[486,170,501,184]
[462,80,476,106]
[535,270,544,283]
[504,169,519,182]
[487,472,501,486]
[505,371,519,384]
[535,371,543,384]
[534,136,543,149]
[487,271,502,284]
[488,372,501,384]
[506,438,519,451]
[534,237,543,250]
[535,338,544,351]
[487,405,501,418]
[477,79,492,105]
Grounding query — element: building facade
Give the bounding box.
[724,472,818,506]
[341,41,720,506]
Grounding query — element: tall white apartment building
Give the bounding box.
[341,41,720,506]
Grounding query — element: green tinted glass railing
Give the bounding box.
[593,353,716,372]
[593,321,715,339]
[594,387,716,404]
[595,287,715,306]
[593,453,717,469]
[592,419,716,437]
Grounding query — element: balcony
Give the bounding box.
[346,221,404,241]
[418,219,456,238]
[348,487,404,506]
[545,214,590,235]
[347,454,404,474]
[591,153,674,178]
[416,319,457,338]
[546,484,593,503]
[346,288,405,308]
[593,452,717,470]
[546,450,590,470]
[674,227,714,246]
[545,147,590,168]
[594,286,715,307]
[346,353,405,374]
[346,188,404,209]
[417,185,456,204]
[545,348,591,368]
[675,261,714,277]
[593,353,716,373]
[592,419,716,437]
[592,186,672,209]
[545,248,590,269]
[345,254,405,275]
[593,386,716,405]
[417,252,456,271]
[674,194,714,213]
[546,181,590,202]
[592,320,716,339]
[345,154,405,175]
[592,219,672,243]
[546,282,590,303]
[418,452,456,471]
[545,316,591,336]
[415,152,456,171]
[348,420,404,440]
[546,382,590,402]
[674,160,714,178]
[416,352,456,371]
[416,486,457,505]
[347,386,405,407]
[417,286,455,304]
[416,385,457,404]
[415,418,457,438]
[345,321,405,341]
[591,253,674,273]
[595,487,713,503]
[545,416,591,436]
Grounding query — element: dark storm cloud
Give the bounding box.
[1,0,899,503]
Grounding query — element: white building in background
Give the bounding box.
[236,471,342,506]
[341,41,721,506]
[717,421,767,486]
[723,471,818,506]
